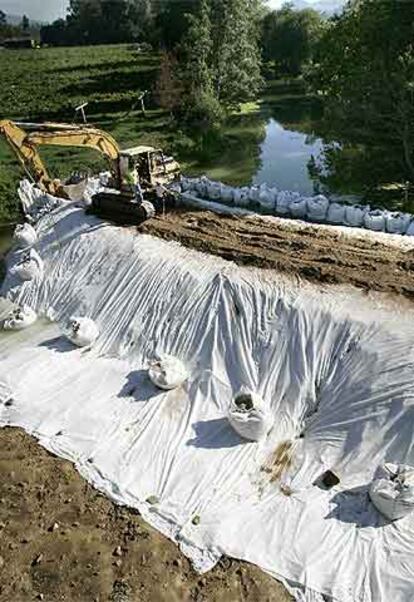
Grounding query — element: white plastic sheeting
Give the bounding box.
[369,464,414,521]
[1,201,414,602]
[180,177,414,236]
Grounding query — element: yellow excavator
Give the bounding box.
[0,119,181,224]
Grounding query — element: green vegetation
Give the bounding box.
[262,4,324,77]
[0,44,266,224]
[308,0,414,202]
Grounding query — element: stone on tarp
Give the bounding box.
[369,464,414,521]
[65,317,99,348]
[2,305,37,331]
[148,354,188,390]
[228,390,272,442]
[11,249,44,282]
[13,223,37,249]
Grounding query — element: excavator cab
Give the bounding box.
[119,146,181,190]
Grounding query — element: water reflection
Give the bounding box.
[253,118,323,194]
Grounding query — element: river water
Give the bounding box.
[253,117,323,194]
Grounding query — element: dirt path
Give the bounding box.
[139,208,414,298]
[0,428,292,602]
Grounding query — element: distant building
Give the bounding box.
[2,38,35,49]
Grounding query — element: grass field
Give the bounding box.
[0,44,267,224]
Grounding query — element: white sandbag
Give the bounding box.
[258,188,276,212]
[249,187,260,204]
[406,220,414,236]
[276,191,300,215]
[18,180,65,221]
[369,464,414,521]
[386,212,411,235]
[306,195,329,222]
[221,186,234,204]
[99,172,112,187]
[290,197,308,219]
[181,178,192,193]
[11,249,44,282]
[364,209,386,232]
[194,177,209,198]
[345,204,366,227]
[13,223,37,249]
[207,182,222,201]
[233,187,250,208]
[228,390,272,442]
[327,203,346,224]
[2,305,37,331]
[65,316,99,348]
[169,182,182,194]
[148,354,188,391]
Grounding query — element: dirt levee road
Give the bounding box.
[140,209,414,298]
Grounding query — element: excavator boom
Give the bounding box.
[0,119,121,195]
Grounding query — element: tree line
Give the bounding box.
[36,0,414,185]
[0,11,34,41]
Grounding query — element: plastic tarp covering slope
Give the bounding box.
[1,204,414,602]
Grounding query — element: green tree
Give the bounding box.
[0,10,6,26]
[154,0,194,50]
[210,0,263,106]
[179,0,223,129]
[21,14,30,32]
[262,4,324,76]
[310,0,414,181]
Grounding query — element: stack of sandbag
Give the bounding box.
[345,204,367,227]
[327,202,347,224]
[258,185,277,213]
[148,354,188,390]
[306,195,330,221]
[364,209,386,232]
[2,305,37,331]
[228,390,272,442]
[11,249,44,282]
[233,187,250,208]
[385,211,411,235]
[65,316,99,348]
[221,185,234,204]
[276,190,301,215]
[13,223,37,249]
[369,463,414,521]
[290,197,308,219]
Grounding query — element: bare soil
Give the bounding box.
[0,428,292,602]
[139,208,414,298]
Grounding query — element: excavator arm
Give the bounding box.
[0,119,122,196]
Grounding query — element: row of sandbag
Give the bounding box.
[178,177,414,236]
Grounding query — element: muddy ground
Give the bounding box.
[140,208,414,298]
[0,428,292,602]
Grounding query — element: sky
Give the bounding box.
[0,0,68,22]
[0,0,344,24]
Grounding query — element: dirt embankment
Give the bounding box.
[139,209,414,298]
[0,428,291,602]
